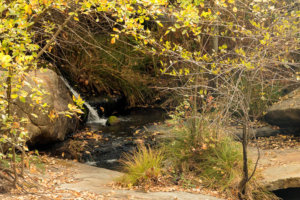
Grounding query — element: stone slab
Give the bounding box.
[59,161,222,200]
[249,148,300,191]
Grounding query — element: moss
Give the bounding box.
[106,115,120,126]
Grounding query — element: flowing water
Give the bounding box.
[60,76,107,125]
[55,76,168,170]
[84,107,168,169]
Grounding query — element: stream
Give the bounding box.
[45,76,167,170]
[85,107,168,169]
[53,76,299,198]
[47,107,168,170]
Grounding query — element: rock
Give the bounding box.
[60,161,223,200]
[106,116,120,126]
[249,148,300,191]
[11,69,78,146]
[265,88,300,130]
[88,95,126,117]
[233,126,281,140]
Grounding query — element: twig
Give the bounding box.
[248,138,260,182]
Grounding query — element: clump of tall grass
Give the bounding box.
[118,144,164,187]
[164,117,278,199]
[196,136,242,190]
[165,121,243,191]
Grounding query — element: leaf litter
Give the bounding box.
[0,155,105,200]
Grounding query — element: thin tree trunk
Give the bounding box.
[212,4,219,54]
[192,66,200,138]
[21,142,25,176]
[213,25,219,53]
[6,67,12,116]
[239,120,249,199]
[6,66,18,186]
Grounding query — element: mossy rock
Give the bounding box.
[106,116,120,126]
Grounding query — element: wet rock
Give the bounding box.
[265,88,300,133]
[106,116,120,126]
[88,95,126,117]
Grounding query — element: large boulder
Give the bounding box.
[265,88,300,130]
[11,69,78,146]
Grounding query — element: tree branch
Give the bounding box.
[26,11,77,72]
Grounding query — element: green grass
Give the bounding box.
[165,123,243,191]
[118,145,164,186]
[195,136,242,190]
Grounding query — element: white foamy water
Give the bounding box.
[60,76,107,125]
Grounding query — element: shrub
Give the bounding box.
[164,116,279,199]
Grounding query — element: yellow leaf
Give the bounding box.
[233,7,237,13]
[113,27,120,32]
[11,94,18,99]
[111,37,116,44]
[25,4,32,15]
[157,21,163,27]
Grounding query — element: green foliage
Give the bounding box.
[0,0,84,186]
[119,145,164,187]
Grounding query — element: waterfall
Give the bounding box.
[60,76,107,125]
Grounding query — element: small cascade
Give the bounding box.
[60,76,107,125]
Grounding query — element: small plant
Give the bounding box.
[118,144,164,187]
